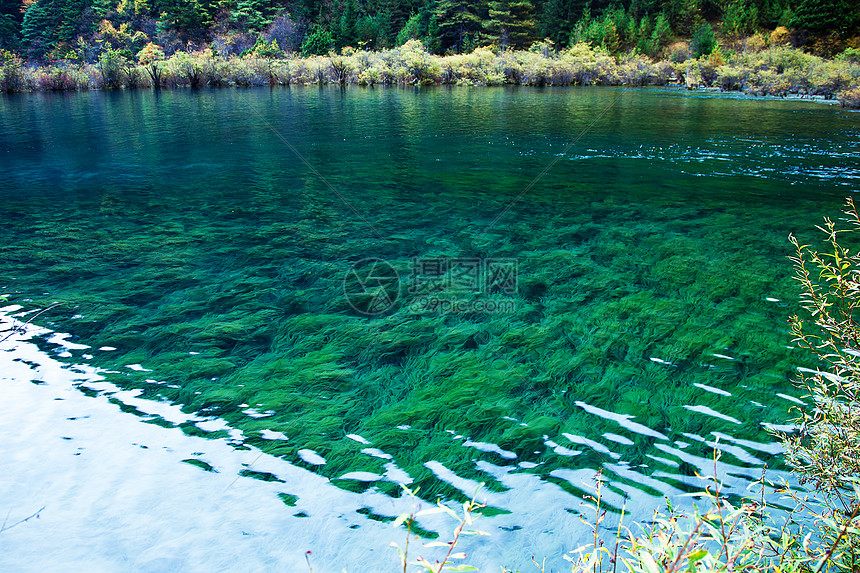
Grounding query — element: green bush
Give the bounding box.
[36,64,90,90]
[809,59,856,97]
[97,48,128,89]
[665,41,691,63]
[837,47,860,64]
[716,64,747,91]
[618,53,655,86]
[3,41,860,92]
[301,25,334,57]
[0,50,31,93]
[839,86,860,107]
[690,23,716,59]
[168,51,207,87]
[250,39,283,59]
[788,200,860,511]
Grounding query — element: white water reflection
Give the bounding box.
[574,401,670,440]
[683,404,743,424]
[0,305,804,572]
[564,133,860,188]
[0,308,443,572]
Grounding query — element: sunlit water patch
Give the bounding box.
[1,86,856,570]
[0,306,802,571]
[0,308,408,571]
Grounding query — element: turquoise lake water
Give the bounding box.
[1,86,859,568]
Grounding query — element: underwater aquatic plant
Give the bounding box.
[547,199,860,573]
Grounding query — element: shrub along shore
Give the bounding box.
[2,38,859,107]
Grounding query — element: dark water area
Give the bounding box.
[0,85,858,567]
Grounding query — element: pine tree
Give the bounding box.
[791,0,857,36]
[21,0,90,58]
[154,0,214,41]
[758,0,791,28]
[0,0,23,50]
[301,22,333,54]
[538,0,568,46]
[435,0,485,52]
[539,0,590,47]
[396,11,421,43]
[486,0,535,49]
[230,0,276,33]
[334,0,359,48]
[486,0,512,47]
[375,0,415,45]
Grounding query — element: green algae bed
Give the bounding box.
[0,86,858,511]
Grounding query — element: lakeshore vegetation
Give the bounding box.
[1,38,860,107]
[0,0,859,104]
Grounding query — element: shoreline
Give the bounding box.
[4,83,852,115]
[3,42,859,107]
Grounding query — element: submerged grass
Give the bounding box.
[0,189,814,499]
[0,87,854,529]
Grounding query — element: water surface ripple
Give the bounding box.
[0,86,857,571]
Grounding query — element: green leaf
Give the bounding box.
[445,566,478,572]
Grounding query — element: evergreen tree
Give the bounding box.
[21,0,90,58]
[396,11,421,43]
[434,0,485,52]
[690,20,714,57]
[21,0,52,56]
[230,0,277,33]
[791,0,857,36]
[663,0,702,35]
[651,10,671,44]
[375,0,416,45]
[0,0,24,50]
[509,0,536,48]
[486,0,512,47]
[154,0,215,41]
[395,4,441,50]
[723,0,758,36]
[755,0,791,28]
[538,0,569,46]
[486,0,535,49]
[334,0,359,48]
[355,10,390,48]
[547,0,592,46]
[301,22,333,54]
